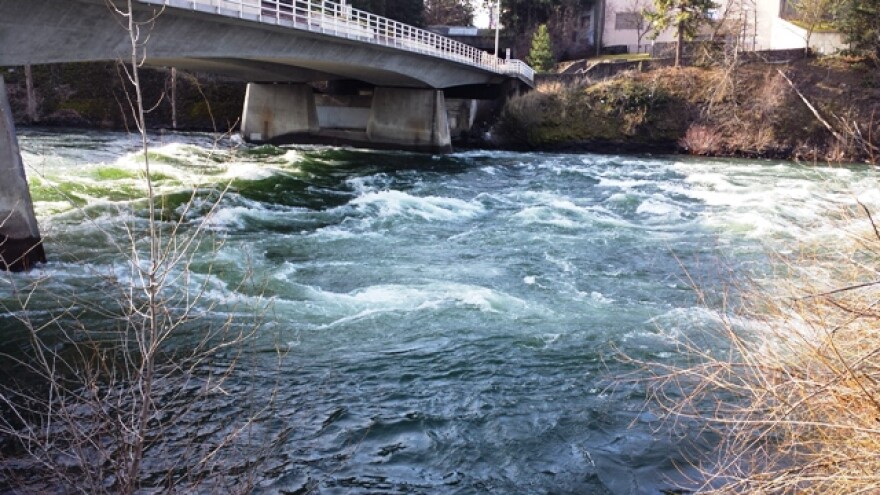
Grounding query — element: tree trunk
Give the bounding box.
[171,67,178,130]
[24,65,38,123]
[675,20,683,67]
[804,29,813,57]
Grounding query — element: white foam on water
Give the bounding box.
[283,281,550,329]
[544,253,576,274]
[684,172,737,191]
[345,174,393,195]
[606,192,636,203]
[589,291,614,304]
[511,195,634,230]
[635,196,685,223]
[349,190,484,222]
[514,206,583,229]
[597,177,651,190]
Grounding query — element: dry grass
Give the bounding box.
[680,124,724,155]
[640,205,880,493]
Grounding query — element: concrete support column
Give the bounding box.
[446,99,478,138]
[241,83,318,143]
[0,77,45,272]
[366,88,452,153]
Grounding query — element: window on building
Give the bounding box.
[615,12,641,30]
[572,32,578,42]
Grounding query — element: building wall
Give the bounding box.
[601,0,677,53]
[597,0,844,55]
[769,17,845,53]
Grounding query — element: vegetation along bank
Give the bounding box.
[494,56,880,164]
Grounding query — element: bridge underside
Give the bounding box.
[0,0,532,151]
[0,0,515,89]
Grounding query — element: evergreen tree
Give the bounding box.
[349,0,425,26]
[837,0,880,63]
[527,24,555,72]
[498,0,591,38]
[645,0,717,66]
[425,0,474,26]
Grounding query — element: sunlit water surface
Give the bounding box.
[4,129,879,494]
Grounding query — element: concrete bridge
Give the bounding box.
[0,0,533,152]
[0,0,534,270]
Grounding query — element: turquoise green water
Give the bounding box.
[4,129,879,493]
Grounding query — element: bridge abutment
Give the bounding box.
[0,77,46,272]
[242,83,318,143]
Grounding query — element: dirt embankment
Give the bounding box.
[2,63,245,132]
[495,57,880,164]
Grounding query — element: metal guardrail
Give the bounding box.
[137,0,535,83]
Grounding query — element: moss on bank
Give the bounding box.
[496,57,880,164]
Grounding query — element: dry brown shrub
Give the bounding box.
[641,205,880,493]
[680,124,723,155]
[756,71,791,119]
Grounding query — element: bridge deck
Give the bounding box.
[0,0,533,88]
[139,0,534,84]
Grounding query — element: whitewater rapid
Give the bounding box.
[4,128,878,494]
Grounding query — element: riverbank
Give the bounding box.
[494,56,880,164]
[5,58,879,164]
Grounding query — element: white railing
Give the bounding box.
[137,0,535,83]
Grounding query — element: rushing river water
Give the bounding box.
[4,129,879,494]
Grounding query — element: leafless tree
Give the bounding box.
[0,1,279,492]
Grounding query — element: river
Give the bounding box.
[3,129,878,494]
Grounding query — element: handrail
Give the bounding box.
[136,0,534,83]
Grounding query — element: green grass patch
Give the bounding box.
[788,18,839,33]
[591,53,651,62]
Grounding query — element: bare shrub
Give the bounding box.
[756,71,790,119]
[639,203,880,493]
[0,1,278,492]
[680,124,723,155]
[495,90,563,146]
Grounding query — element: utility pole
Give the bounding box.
[494,0,501,57]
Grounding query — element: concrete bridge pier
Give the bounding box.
[366,88,452,153]
[0,77,45,272]
[242,83,453,153]
[241,83,319,143]
[446,98,478,139]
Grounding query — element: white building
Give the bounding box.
[596,0,845,55]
